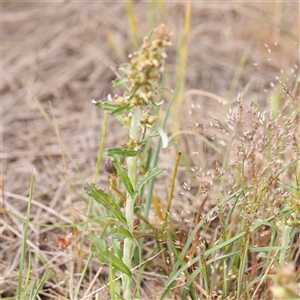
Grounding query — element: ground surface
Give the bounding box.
[2,2,299,299]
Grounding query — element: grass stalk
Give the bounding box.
[279,224,292,266]
[164,150,181,221]
[237,237,249,298]
[228,34,256,99]
[18,171,34,299]
[171,0,191,135]
[74,253,93,299]
[31,269,52,300]
[142,84,177,223]
[124,0,139,49]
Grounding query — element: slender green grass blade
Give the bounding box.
[171,1,191,135]
[109,258,115,300]
[18,171,34,299]
[181,267,202,300]
[135,167,166,195]
[248,246,289,252]
[237,239,248,298]
[28,277,38,300]
[142,84,178,229]
[228,34,256,99]
[124,0,139,49]
[21,251,32,298]
[160,256,201,300]
[21,283,33,300]
[161,189,243,298]
[33,97,84,182]
[73,253,93,299]
[31,269,52,300]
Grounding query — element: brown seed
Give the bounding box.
[105,158,117,175]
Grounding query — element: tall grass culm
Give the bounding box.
[85,24,173,300]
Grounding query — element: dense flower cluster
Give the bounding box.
[115,24,172,128]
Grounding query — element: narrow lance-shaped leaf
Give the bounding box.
[118,63,130,74]
[111,158,134,197]
[92,100,120,111]
[154,126,168,149]
[112,77,129,87]
[111,103,130,116]
[135,167,166,195]
[150,98,164,107]
[84,181,126,224]
[107,147,139,157]
[149,87,174,107]
[285,183,300,193]
[31,269,52,300]
[92,100,130,117]
[109,226,135,241]
[86,231,131,277]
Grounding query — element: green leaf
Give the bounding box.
[118,63,130,74]
[31,269,52,300]
[285,184,300,193]
[153,126,168,149]
[84,182,126,224]
[248,246,289,252]
[18,171,34,299]
[149,131,159,138]
[28,277,38,300]
[107,147,139,157]
[93,100,130,117]
[135,167,166,195]
[111,103,130,116]
[86,231,132,277]
[156,87,174,94]
[149,87,174,107]
[109,226,134,241]
[93,101,120,111]
[112,77,129,87]
[150,98,164,107]
[111,159,134,197]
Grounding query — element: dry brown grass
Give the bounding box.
[2,2,299,299]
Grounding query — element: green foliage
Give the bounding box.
[106,147,139,157]
[135,166,166,195]
[109,226,135,241]
[85,24,173,299]
[18,172,34,299]
[84,181,127,224]
[86,231,132,276]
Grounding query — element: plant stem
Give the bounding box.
[279,224,291,266]
[123,106,140,299]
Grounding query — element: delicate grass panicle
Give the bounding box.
[182,91,300,299]
[85,24,172,299]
